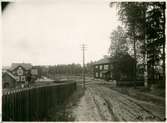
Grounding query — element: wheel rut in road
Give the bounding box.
[72,84,165,121]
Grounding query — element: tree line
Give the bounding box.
[35,62,94,78]
[109,2,165,88]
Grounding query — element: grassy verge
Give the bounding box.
[103,84,165,106]
[46,84,85,121]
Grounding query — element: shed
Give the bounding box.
[2,71,17,89]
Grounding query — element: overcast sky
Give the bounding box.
[2,0,121,66]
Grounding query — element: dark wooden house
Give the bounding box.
[93,57,113,80]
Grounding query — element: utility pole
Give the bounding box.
[81,44,86,89]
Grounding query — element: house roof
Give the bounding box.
[3,71,16,80]
[10,63,33,71]
[94,57,112,65]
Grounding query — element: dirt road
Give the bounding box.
[72,84,165,121]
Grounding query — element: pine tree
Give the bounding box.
[146,2,166,85]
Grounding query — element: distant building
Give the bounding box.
[2,70,17,89]
[30,67,38,82]
[10,63,33,83]
[2,63,38,89]
[93,57,113,81]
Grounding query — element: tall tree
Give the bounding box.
[146,2,166,85]
[109,26,135,81]
[116,2,145,86]
[109,26,128,56]
[110,2,166,88]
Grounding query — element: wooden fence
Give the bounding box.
[2,82,76,121]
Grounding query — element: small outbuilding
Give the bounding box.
[2,71,17,89]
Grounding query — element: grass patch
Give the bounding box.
[108,86,165,106]
[64,84,85,121]
[46,84,85,121]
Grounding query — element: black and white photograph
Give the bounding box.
[1,0,166,121]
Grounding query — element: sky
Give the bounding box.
[2,0,121,66]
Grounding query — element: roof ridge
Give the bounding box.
[3,71,16,80]
[94,57,112,65]
[10,63,33,71]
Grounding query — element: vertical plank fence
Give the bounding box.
[2,82,76,121]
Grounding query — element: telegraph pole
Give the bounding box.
[81,44,86,89]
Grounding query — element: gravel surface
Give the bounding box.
[72,84,165,121]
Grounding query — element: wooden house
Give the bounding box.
[2,70,17,88]
[2,63,39,89]
[9,63,33,83]
[93,57,113,81]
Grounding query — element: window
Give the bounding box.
[99,65,103,70]
[21,76,25,81]
[17,67,24,75]
[100,72,103,78]
[3,83,9,88]
[31,69,38,75]
[95,72,98,77]
[95,65,98,69]
[104,65,109,70]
